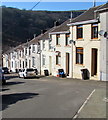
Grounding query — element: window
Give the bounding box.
[20,60,21,68]
[56,34,60,45]
[32,57,35,67]
[91,24,98,39]
[29,46,31,55]
[19,51,21,57]
[25,48,27,55]
[76,47,83,65]
[42,55,46,66]
[77,25,83,39]
[56,52,61,65]
[66,34,70,46]
[49,39,52,49]
[43,40,45,49]
[12,61,13,68]
[32,44,35,53]
[25,59,27,67]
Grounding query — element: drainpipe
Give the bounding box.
[71,26,73,78]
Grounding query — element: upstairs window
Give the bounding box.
[49,39,52,50]
[25,48,27,55]
[56,34,60,45]
[77,25,83,39]
[65,33,70,46]
[32,44,35,53]
[43,40,45,49]
[91,24,98,39]
[76,47,83,65]
[29,46,31,55]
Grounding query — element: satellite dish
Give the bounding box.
[98,30,104,36]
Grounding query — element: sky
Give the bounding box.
[1,2,106,11]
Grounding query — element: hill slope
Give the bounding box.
[2,6,85,52]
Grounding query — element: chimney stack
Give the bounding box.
[41,30,47,34]
[34,34,36,38]
[54,21,59,27]
[93,0,96,7]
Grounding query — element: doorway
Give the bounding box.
[66,53,70,76]
[49,56,52,75]
[91,48,98,76]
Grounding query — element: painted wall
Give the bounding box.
[100,11,108,81]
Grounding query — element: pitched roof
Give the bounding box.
[69,3,108,24]
[50,19,70,33]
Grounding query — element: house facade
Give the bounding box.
[40,20,74,77]
[68,4,108,81]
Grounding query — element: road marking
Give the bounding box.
[73,89,96,119]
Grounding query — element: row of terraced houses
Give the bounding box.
[3,3,108,81]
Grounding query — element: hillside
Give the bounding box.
[2,6,85,53]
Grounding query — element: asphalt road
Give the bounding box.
[2,75,106,118]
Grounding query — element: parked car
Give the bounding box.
[18,68,37,78]
[0,68,6,84]
[2,67,9,74]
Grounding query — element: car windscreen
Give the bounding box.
[27,69,34,72]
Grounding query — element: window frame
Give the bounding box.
[65,33,70,46]
[56,52,61,65]
[77,25,83,39]
[91,23,98,39]
[56,34,60,45]
[76,47,83,65]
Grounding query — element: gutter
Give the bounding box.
[49,31,70,35]
[94,8,108,13]
[67,19,99,26]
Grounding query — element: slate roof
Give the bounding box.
[69,3,108,24]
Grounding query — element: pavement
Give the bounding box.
[1,74,107,119]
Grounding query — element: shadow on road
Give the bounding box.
[2,93,39,110]
[5,75,18,80]
[2,88,10,92]
[3,81,25,86]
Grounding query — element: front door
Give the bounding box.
[91,48,98,76]
[66,53,70,76]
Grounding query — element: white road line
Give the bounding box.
[73,89,96,119]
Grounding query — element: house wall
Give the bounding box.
[100,11,108,81]
[70,23,101,80]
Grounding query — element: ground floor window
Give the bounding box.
[56,52,61,65]
[76,47,83,65]
[32,57,35,67]
[25,59,27,67]
[42,55,46,66]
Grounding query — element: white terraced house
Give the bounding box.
[68,3,108,81]
[3,36,41,74]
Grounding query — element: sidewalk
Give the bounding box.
[77,88,107,118]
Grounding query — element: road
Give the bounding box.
[2,74,106,118]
